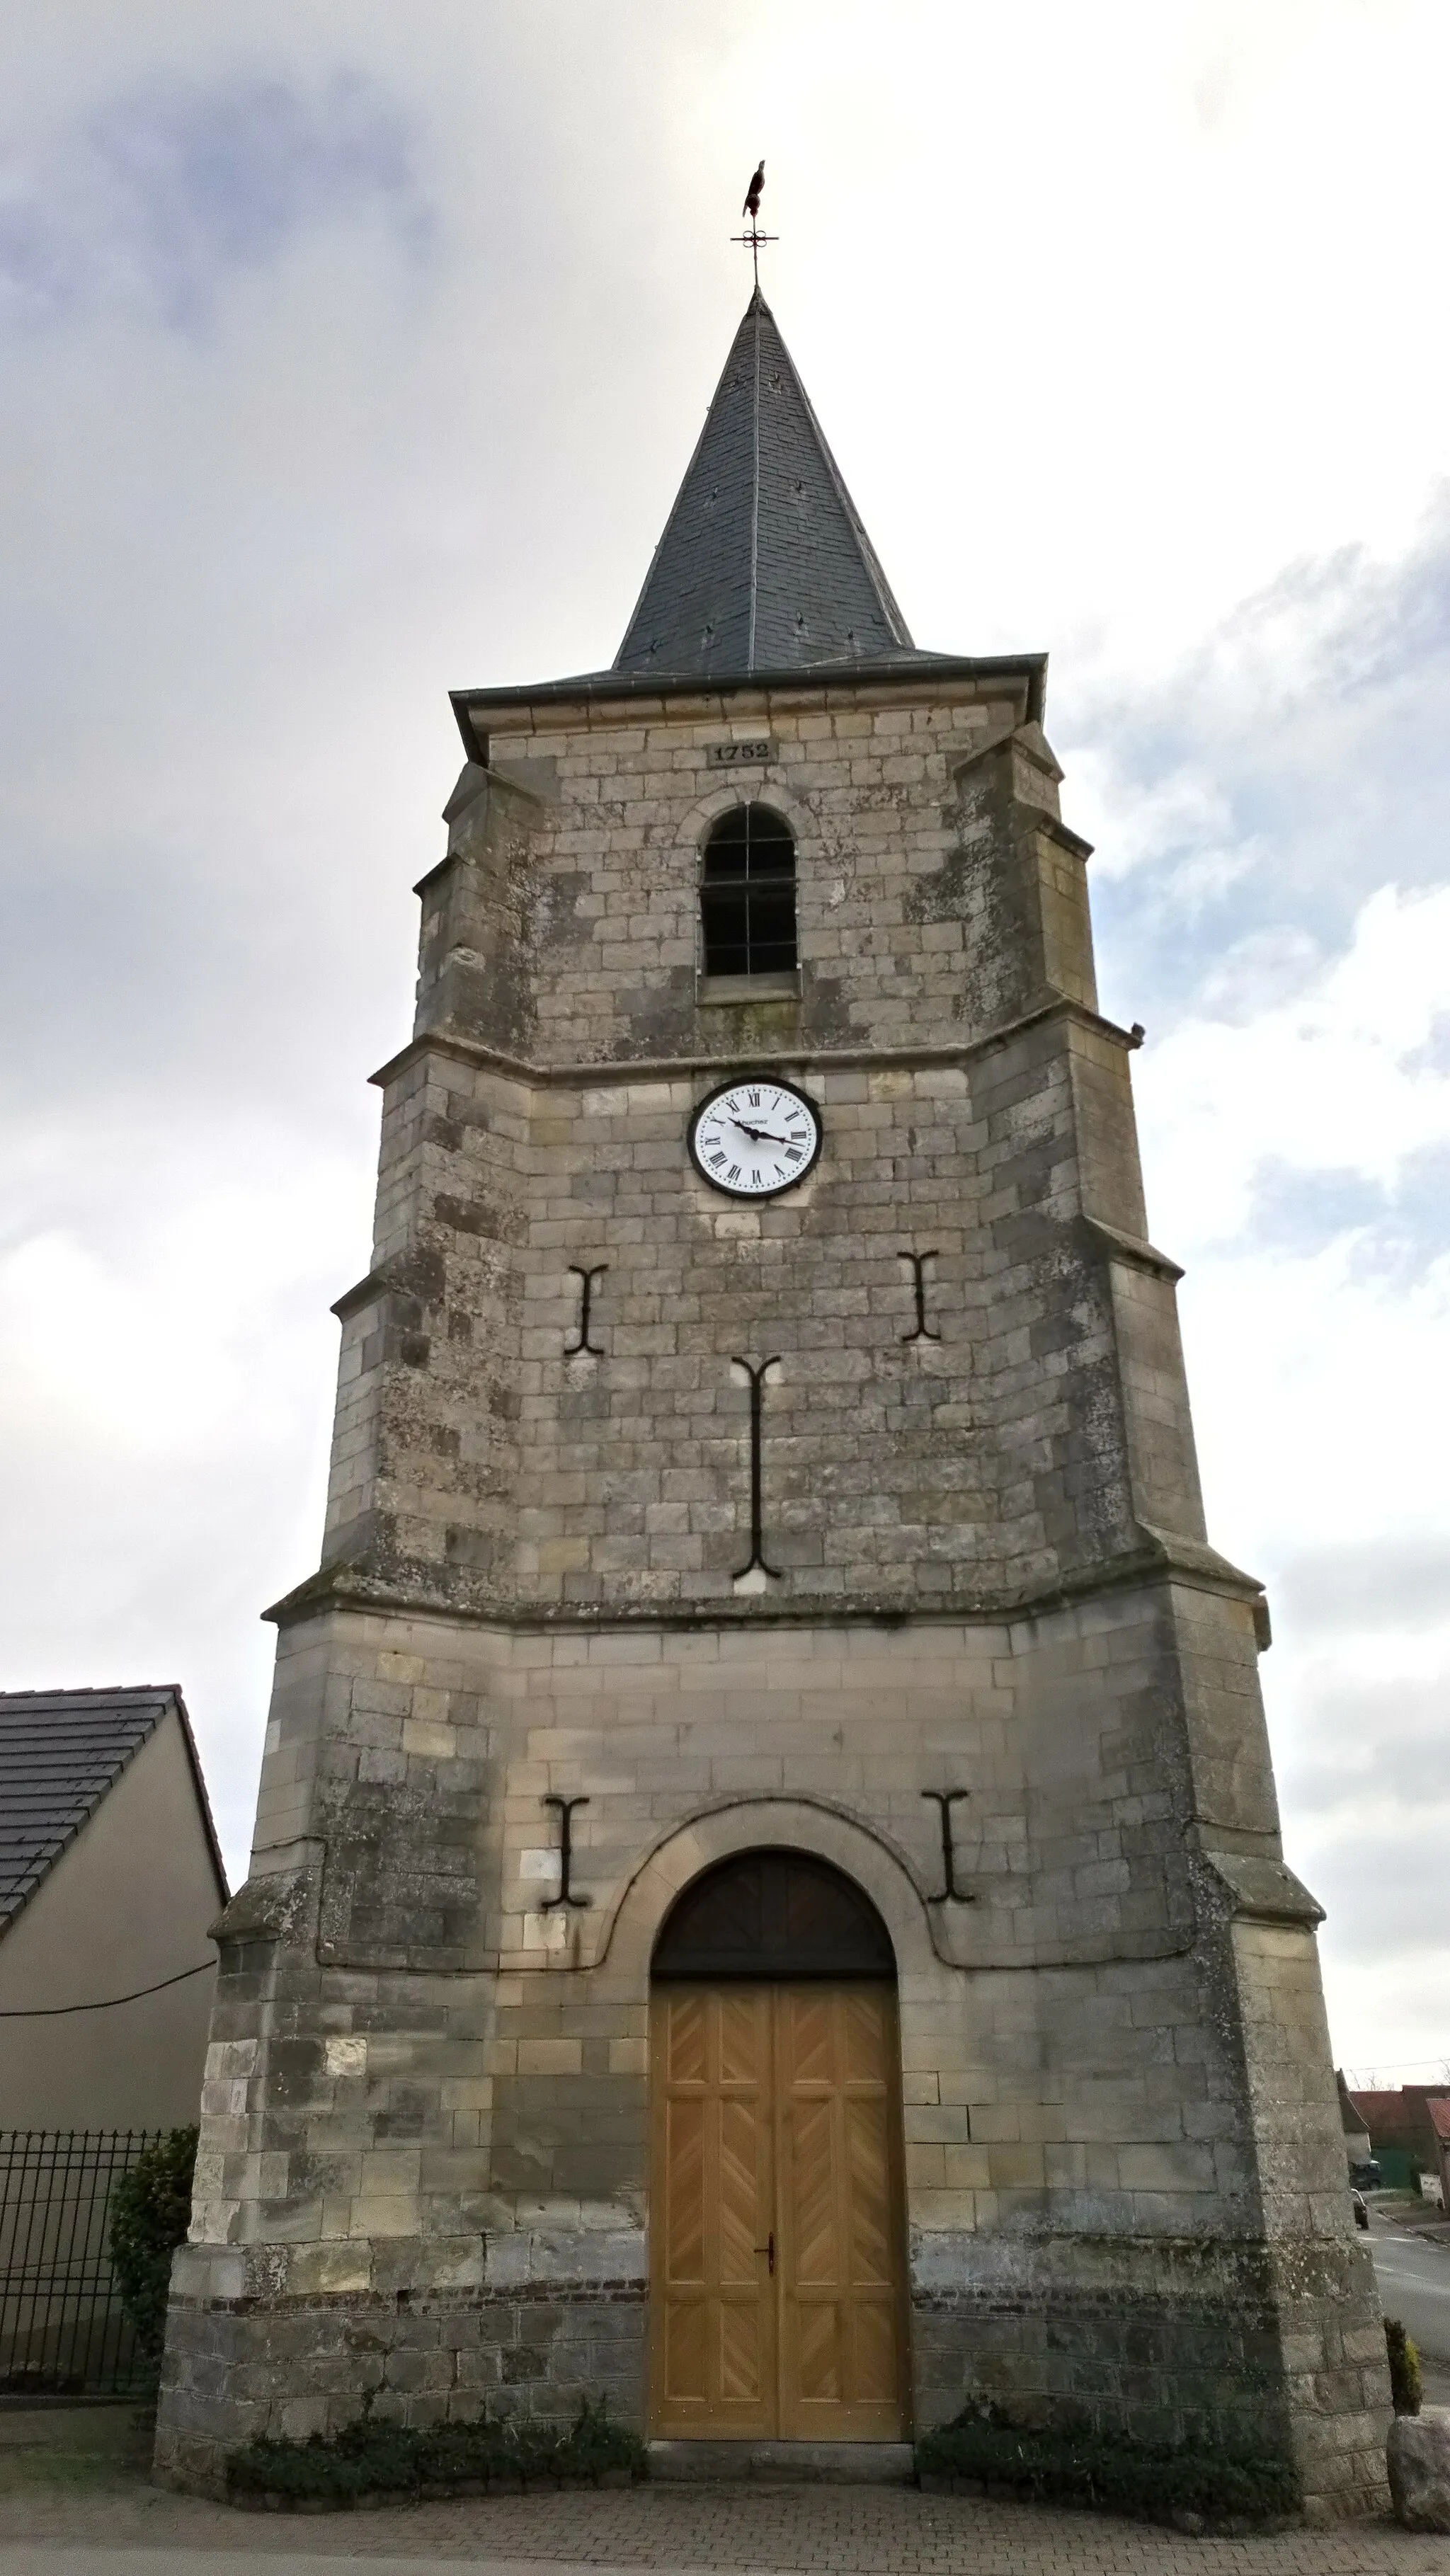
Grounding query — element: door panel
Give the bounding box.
[775,1984,906,2441]
[649,1979,906,2441]
[650,1987,775,2437]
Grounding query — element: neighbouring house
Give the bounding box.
[1348,2085,1450,2198]
[1427,2099,1450,2209]
[0,1687,227,2131]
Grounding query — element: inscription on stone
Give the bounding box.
[704,738,775,767]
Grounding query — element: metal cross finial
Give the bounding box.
[731,224,778,291]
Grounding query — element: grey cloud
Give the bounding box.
[1274,1683,1448,1822]
[1233,1146,1450,1274]
[1303,1829,1450,1969]
[1078,503,1450,1029]
[1260,1648,1447,1998]
[1274,1545,1450,1641]
[0,0,1444,2046]
[0,71,427,328]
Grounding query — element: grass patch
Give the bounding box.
[1386,2318,1422,2415]
[915,2406,1301,2529]
[226,2398,645,2508]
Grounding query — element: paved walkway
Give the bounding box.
[0,2478,1443,2575]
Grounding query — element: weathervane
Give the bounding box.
[731,158,777,289]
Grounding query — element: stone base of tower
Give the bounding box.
[913,2233,1390,2524]
[154,2236,1386,2517]
[152,2273,647,2495]
[152,1585,1391,2518]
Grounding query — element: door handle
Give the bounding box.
[757,2231,775,2275]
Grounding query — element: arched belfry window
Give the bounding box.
[700,804,797,978]
[652,1848,896,1981]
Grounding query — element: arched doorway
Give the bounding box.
[649,1848,909,2442]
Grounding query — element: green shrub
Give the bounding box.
[226,2399,646,2505]
[1385,2319,1422,2415]
[915,2408,1300,2526]
[107,2128,198,2363]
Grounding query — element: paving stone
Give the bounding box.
[0,2470,1444,2572]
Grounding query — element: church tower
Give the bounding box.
[156,290,1388,2515]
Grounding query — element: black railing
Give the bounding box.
[0,2129,158,2396]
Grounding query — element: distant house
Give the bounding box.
[1428,2099,1450,2209]
[1349,2085,1450,2199]
[0,1688,227,2131]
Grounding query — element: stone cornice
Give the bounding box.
[450,653,1048,755]
[331,1210,1189,1334]
[263,1525,1266,1639]
[367,992,1141,1094]
[1083,1216,1185,1284]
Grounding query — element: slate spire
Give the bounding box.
[614,288,913,679]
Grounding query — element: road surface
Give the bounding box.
[1369,2214,1450,2395]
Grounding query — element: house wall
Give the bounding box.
[0,1713,222,2131]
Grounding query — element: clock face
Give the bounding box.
[687,1077,823,1198]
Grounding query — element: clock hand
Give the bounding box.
[729,1117,794,1145]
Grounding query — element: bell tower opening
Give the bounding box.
[649,1850,908,2444]
[700,803,797,977]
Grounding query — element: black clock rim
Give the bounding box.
[685,1074,825,1199]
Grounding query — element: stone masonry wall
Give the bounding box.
[159,1590,1387,2510]
[156,670,1388,2513]
[312,673,1209,1627]
[450,685,1088,1067]
[328,1035,1180,1621]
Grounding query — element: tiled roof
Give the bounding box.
[0,1685,224,1936]
[1349,2089,1443,2144]
[613,289,922,681]
[1429,2097,1450,2144]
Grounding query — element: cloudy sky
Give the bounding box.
[2,0,1446,2084]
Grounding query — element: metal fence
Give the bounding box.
[0,2130,159,2396]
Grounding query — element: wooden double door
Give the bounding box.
[649,1981,908,2441]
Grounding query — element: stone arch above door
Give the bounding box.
[591,1795,940,1999]
[653,1847,896,1983]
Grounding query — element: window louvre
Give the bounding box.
[701,805,797,978]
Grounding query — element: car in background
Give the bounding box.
[1350,2158,1383,2191]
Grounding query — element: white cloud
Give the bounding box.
[1131,891,1450,2078]
[0,0,1446,2077]
[1137,883,1450,1248]
[1177,1221,1450,2073]
[0,1112,367,1860]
